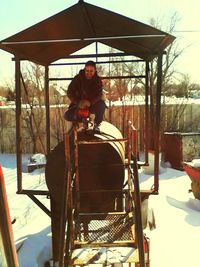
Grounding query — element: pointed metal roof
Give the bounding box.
[0,0,175,65]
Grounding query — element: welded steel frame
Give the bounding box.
[15,57,51,216]
[60,122,150,267]
[14,49,163,214]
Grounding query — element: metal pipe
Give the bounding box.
[27,195,51,217]
[58,133,74,267]
[44,66,51,155]
[13,53,146,61]
[95,42,98,62]
[60,53,146,59]
[144,61,149,164]
[15,57,22,193]
[131,159,145,267]
[129,123,138,159]
[18,189,49,195]
[2,34,167,45]
[49,74,146,81]
[50,59,144,66]
[154,52,163,193]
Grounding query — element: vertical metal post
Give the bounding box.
[95,42,98,62]
[15,57,22,193]
[108,55,112,123]
[74,127,80,213]
[132,157,145,267]
[154,52,163,192]
[0,166,19,267]
[57,133,72,267]
[144,61,149,164]
[63,133,73,266]
[45,66,51,155]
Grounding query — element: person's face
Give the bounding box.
[84,65,96,79]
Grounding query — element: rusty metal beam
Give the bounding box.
[154,52,163,193]
[27,194,51,217]
[50,59,144,66]
[15,57,22,193]
[13,53,146,61]
[2,34,167,45]
[130,160,145,267]
[45,66,51,155]
[60,52,162,59]
[17,189,49,195]
[0,166,19,267]
[49,74,146,81]
[144,61,150,164]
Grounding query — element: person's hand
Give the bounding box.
[78,99,91,108]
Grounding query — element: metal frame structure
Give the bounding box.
[0,3,177,267]
[0,1,176,266]
[13,50,162,214]
[0,0,175,213]
[0,0,177,267]
[58,122,150,267]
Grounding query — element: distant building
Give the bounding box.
[189,90,200,99]
[0,96,6,106]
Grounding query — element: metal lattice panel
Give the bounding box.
[76,212,134,243]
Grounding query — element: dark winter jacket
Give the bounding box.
[67,69,103,105]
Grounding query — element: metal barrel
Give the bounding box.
[77,121,125,212]
[45,121,126,261]
[45,121,125,210]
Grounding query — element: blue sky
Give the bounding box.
[0,0,200,84]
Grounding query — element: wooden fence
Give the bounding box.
[0,102,200,154]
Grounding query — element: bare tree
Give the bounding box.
[20,63,46,154]
[21,62,66,152]
[104,13,190,149]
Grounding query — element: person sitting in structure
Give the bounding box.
[64,60,106,132]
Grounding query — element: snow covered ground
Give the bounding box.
[1,153,200,267]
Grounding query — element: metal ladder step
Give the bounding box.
[74,212,135,246]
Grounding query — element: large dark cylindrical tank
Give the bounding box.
[76,121,125,212]
[45,121,125,261]
[45,121,125,212]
